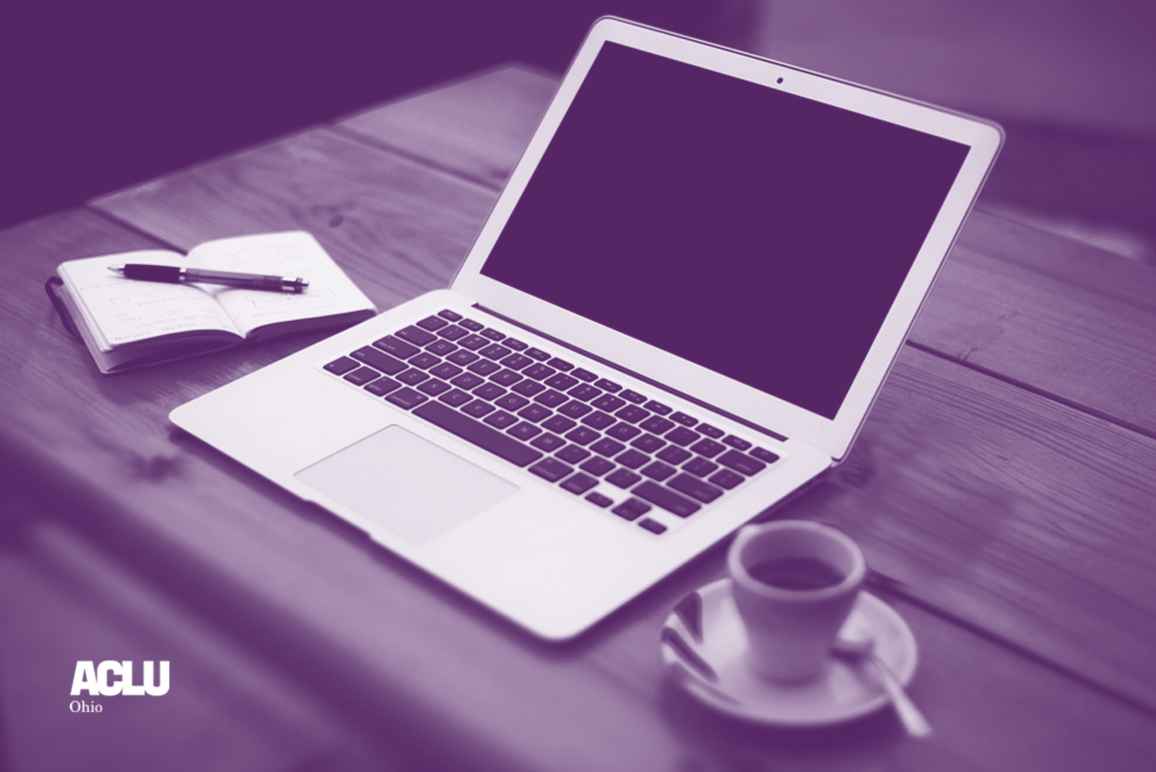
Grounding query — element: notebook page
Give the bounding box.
[59,252,239,348]
[188,232,374,336]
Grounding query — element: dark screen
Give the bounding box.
[482,43,969,418]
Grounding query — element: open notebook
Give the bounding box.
[54,231,376,373]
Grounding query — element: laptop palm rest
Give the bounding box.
[296,425,518,545]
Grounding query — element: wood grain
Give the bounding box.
[337,65,1156,439]
[1,213,1152,772]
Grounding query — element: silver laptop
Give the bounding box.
[171,18,1001,640]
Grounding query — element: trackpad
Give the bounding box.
[296,425,518,545]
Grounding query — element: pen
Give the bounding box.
[109,264,309,293]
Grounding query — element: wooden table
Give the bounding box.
[3,65,1155,771]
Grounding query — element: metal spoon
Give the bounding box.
[832,634,933,738]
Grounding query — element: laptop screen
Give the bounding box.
[480,42,969,419]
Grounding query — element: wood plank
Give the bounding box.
[92,124,1156,706]
[337,65,1156,438]
[2,197,1152,767]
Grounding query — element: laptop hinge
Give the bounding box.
[474,303,789,443]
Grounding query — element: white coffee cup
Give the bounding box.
[728,520,866,681]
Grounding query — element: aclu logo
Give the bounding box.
[69,660,170,713]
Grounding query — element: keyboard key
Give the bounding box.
[644,400,671,415]
[437,309,463,322]
[616,405,650,423]
[670,412,697,427]
[708,469,744,489]
[615,449,649,469]
[590,438,625,457]
[612,498,650,521]
[495,393,530,411]
[490,369,522,387]
[508,422,542,441]
[657,446,691,465]
[413,402,542,467]
[529,458,573,483]
[572,368,597,382]
[535,390,569,408]
[640,460,677,482]
[468,359,500,376]
[374,335,419,359]
[565,427,599,445]
[724,435,752,451]
[547,357,573,371]
[481,328,505,341]
[546,373,578,390]
[459,334,489,350]
[631,434,665,453]
[568,383,601,401]
[462,399,495,418]
[665,427,699,447]
[397,326,437,346]
[480,343,512,360]
[752,447,781,464]
[638,518,667,535]
[606,469,641,489]
[697,423,724,438]
[530,433,566,452]
[525,347,550,361]
[524,363,556,380]
[512,379,546,397]
[324,356,359,375]
[437,325,469,341]
[560,400,593,418]
[447,349,479,366]
[607,422,642,441]
[561,473,598,495]
[633,481,700,518]
[500,353,533,370]
[620,389,646,404]
[717,449,767,476]
[503,337,527,351]
[430,362,462,380]
[689,438,726,458]
[591,394,625,412]
[586,492,613,508]
[542,415,576,434]
[517,404,551,423]
[575,411,610,430]
[450,372,484,389]
[483,411,518,429]
[426,340,457,356]
[409,353,440,370]
[595,378,621,393]
[640,416,674,434]
[557,445,591,464]
[683,457,719,477]
[668,473,723,504]
[344,366,380,386]
[387,387,428,410]
[365,377,402,396]
[439,388,472,407]
[474,383,506,401]
[352,347,407,375]
[417,315,449,331]
[398,369,429,385]
[418,378,451,396]
[459,318,484,331]
[580,456,614,476]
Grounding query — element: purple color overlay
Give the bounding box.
[483,43,968,417]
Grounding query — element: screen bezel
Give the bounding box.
[451,17,1003,460]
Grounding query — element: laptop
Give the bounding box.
[170,17,1002,640]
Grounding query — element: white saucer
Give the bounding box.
[660,578,918,728]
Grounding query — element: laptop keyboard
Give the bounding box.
[322,309,780,535]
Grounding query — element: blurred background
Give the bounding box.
[4,1,1155,262]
